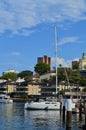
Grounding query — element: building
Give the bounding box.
[80,70,86,78]
[0,81,15,94]
[72,61,79,70]
[27,84,41,96]
[39,71,56,82]
[37,55,51,69]
[79,53,86,70]
[72,53,86,70]
[3,69,19,75]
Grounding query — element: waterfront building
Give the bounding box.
[0,81,15,94]
[27,84,41,96]
[14,82,41,97]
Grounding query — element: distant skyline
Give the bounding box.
[0,0,86,75]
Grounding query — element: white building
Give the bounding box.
[79,53,86,70]
[3,69,19,75]
[39,71,56,82]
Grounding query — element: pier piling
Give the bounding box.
[62,99,66,122]
[66,99,72,129]
[83,101,86,130]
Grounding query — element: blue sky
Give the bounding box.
[0,0,86,75]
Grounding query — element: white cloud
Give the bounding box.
[11,52,20,56]
[0,0,86,35]
[72,58,79,61]
[0,62,21,68]
[51,57,70,69]
[58,36,79,45]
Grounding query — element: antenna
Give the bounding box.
[54,25,58,94]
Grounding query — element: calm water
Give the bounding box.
[0,102,85,130]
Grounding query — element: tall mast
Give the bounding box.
[54,25,58,94]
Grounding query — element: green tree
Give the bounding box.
[34,63,50,75]
[17,70,33,81]
[70,70,80,84]
[79,78,86,86]
[57,67,72,84]
[2,72,17,80]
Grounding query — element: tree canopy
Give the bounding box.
[1,72,17,80]
[34,63,50,75]
[17,70,33,81]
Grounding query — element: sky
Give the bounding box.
[0,0,86,76]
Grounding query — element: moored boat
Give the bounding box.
[24,100,60,110]
[24,26,60,110]
[0,94,13,103]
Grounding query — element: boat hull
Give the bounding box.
[0,94,13,103]
[0,99,13,103]
[24,101,60,110]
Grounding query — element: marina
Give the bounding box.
[0,102,85,130]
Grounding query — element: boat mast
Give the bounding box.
[54,25,58,94]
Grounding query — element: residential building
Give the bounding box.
[14,82,41,97]
[0,81,15,94]
[37,55,51,70]
[27,84,41,96]
[39,71,56,82]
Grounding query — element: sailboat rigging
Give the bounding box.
[24,26,60,110]
[54,25,58,95]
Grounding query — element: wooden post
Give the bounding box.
[83,101,86,130]
[62,99,66,122]
[66,99,72,129]
[79,103,82,121]
[60,101,62,115]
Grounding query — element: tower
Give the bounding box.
[37,55,51,70]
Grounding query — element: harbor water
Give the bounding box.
[0,102,85,130]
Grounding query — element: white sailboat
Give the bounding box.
[24,26,60,110]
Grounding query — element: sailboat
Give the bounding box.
[24,26,60,110]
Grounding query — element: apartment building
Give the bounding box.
[37,55,51,70]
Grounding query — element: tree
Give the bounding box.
[17,70,33,81]
[2,72,17,80]
[79,78,86,86]
[57,67,72,84]
[70,70,81,84]
[34,63,50,75]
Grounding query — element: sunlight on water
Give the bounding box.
[0,103,85,130]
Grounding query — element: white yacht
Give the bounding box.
[24,100,60,110]
[0,94,13,103]
[24,26,60,110]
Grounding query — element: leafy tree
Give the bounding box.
[2,72,17,80]
[57,67,72,84]
[17,70,33,81]
[34,63,50,75]
[79,78,86,86]
[72,62,79,70]
[70,70,81,84]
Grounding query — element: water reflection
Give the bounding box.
[0,103,85,130]
[24,110,65,130]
